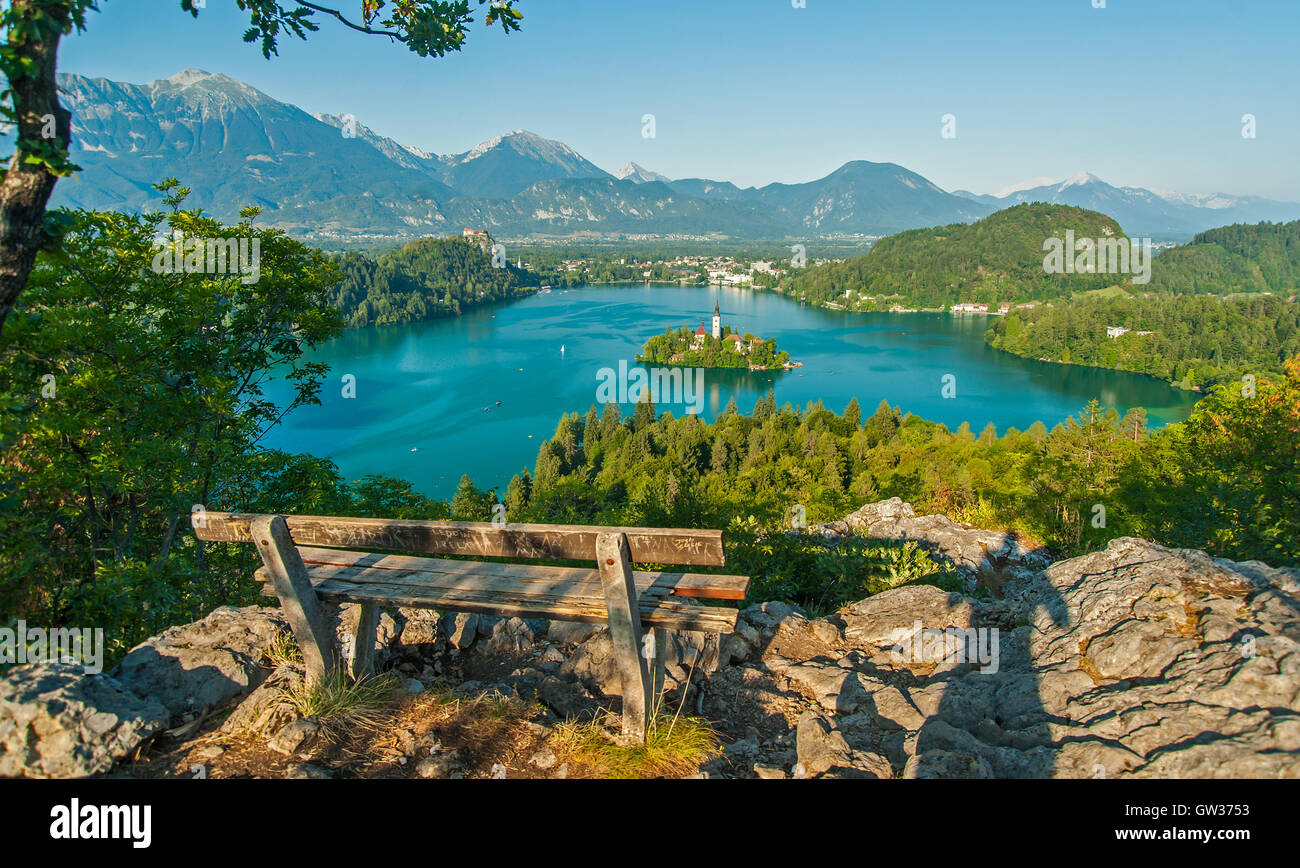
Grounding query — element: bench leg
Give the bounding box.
[596,531,652,745]
[351,603,381,680]
[251,515,337,685]
[651,626,668,714]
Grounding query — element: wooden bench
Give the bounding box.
[192,512,749,743]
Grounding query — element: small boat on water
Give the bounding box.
[495,401,502,405]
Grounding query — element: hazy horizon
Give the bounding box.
[57,0,1300,201]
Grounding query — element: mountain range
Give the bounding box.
[952,172,1300,240]
[31,69,1300,242]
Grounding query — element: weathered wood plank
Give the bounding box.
[257,575,739,634]
[598,531,652,744]
[255,554,748,603]
[251,515,337,685]
[194,512,725,566]
[291,547,749,600]
[266,562,675,601]
[255,563,678,602]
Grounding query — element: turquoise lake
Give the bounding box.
[262,284,1201,499]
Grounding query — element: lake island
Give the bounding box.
[637,300,797,371]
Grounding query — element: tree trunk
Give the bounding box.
[0,1,71,332]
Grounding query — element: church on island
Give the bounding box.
[637,298,796,371]
[689,301,765,356]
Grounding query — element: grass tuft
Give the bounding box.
[280,670,402,739]
[551,712,720,779]
[262,628,304,669]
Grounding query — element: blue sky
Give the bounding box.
[62,0,1300,198]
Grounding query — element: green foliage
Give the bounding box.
[449,474,496,521]
[327,236,536,327]
[791,214,1299,390]
[784,203,1127,310]
[726,520,961,617]
[0,198,446,662]
[182,1,522,60]
[985,293,1299,389]
[0,1,97,175]
[505,365,1300,615]
[1147,221,1300,295]
[1120,358,1300,565]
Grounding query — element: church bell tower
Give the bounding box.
[712,299,721,340]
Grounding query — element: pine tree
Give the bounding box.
[451,474,493,521]
[844,397,862,429]
[631,395,657,432]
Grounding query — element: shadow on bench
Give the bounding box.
[192,512,750,744]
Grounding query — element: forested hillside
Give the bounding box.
[784,210,1300,387]
[1147,220,1300,295]
[327,237,537,328]
[782,203,1127,309]
[499,367,1300,593]
[986,294,1300,389]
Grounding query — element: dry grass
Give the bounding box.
[262,629,303,669]
[280,670,403,740]
[551,712,720,779]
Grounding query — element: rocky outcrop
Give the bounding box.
[219,665,303,740]
[706,533,1300,779]
[114,605,288,724]
[0,662,169,778]
[824,497,1050,590]
[996,537,1300,778]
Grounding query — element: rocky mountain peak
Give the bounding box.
[167,67,218,86]
[617,162,670,184]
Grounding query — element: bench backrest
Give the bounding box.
[192,512,726,567]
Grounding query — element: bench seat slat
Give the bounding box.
[263,576,738,634]
[291,546,750,600]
